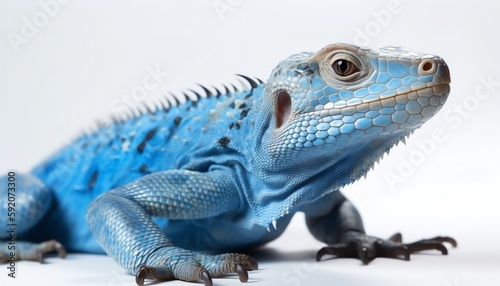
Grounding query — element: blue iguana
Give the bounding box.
[1,43,455,285]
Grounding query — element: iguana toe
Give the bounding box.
[236,264,248,282]
[405,236,457,255]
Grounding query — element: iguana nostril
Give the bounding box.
[418,59,436,75]
[422,62,433,71]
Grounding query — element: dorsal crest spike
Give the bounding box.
[153,100,163,112]
[223,84,232,95]
[256,77,264,84]
[142,101,156,114]
[212,86,222,98]
[137,103,148,117]
[131,106,142,118]
[167,92,181,106]
[236,74,259,89]
[188,89,202,101]
[159,96,170,111]
[197,84,213,97]
[231,84,238,93]
[236,78,248,91]
[182,92,194,103]
[119,109,131,120]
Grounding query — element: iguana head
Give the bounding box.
[261,43,450,166]
[248,43,450,225]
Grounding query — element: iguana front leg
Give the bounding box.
[305,191,457,264]
[86,169,257,286]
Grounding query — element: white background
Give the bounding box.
[1,1,499,285]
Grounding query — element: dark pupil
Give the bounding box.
[337,60,349,73]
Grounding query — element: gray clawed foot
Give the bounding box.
[1,239,66,264]
[316,232,457,264]
[134,251,258,285]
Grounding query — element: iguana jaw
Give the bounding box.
[298,83,450,136]
[334,84,450,109]
[302,83,449,113]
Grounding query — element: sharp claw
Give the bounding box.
[135,266,148,286]
[246,256,258,270]
[201,270,213,286]
[435,236,458,248]
[316,248,323,261]
[437,244,448,255]
[55,242,67,258]
[236,264,249,282]
[447,238,458,248]
[37,251,44,264]
[316,247,331,261]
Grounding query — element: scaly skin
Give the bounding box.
[1,43,454,285]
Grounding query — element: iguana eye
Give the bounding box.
[327,53,363,81]
[332,60,360,77]
[311,46,373,86]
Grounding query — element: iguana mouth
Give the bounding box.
[355,84,450,107]
[309,84,450,115]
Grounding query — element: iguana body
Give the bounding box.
[1,43,454,285]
